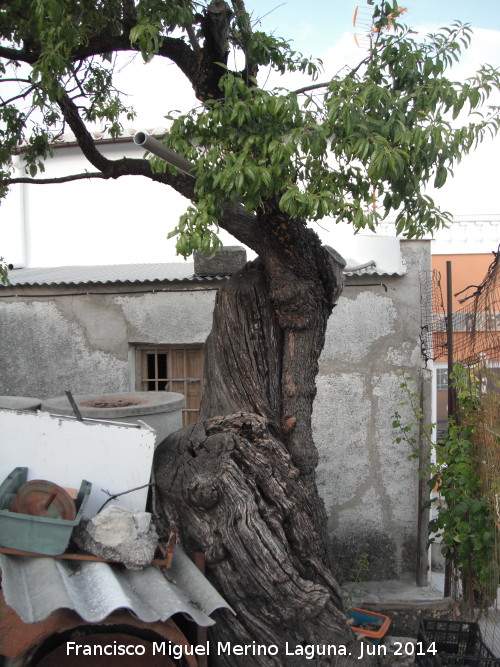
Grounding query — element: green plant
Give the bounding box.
[0,258,8,286]
[341,552,371,609]
[392,366,497,613]
[392,373,434,461]
[350,552,371,583]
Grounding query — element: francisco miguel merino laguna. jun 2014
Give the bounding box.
[65,640,357,660]
[66,639,439,660]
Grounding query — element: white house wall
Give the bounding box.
[1,142,246,268]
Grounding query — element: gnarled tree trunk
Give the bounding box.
[153,237,367,664]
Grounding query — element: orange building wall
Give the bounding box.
[432,253,499,364]
[432,253,494,313]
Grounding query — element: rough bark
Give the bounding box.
[194,0,234,100]
[200,261,283,428]
[153,240,357,664]
[154,412,353,665]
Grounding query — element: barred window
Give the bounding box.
[136,345,204,425]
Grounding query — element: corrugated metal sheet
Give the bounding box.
[3,263,228,287]
[344,265,406,277]
[3,259,402,289]
[342,257,405,277]
[0,548,234,626]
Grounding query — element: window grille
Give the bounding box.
[136,345,204,426]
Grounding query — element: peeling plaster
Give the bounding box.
[0,300,127,398]
[320,291,397,364]
[313,374,370,510]
[56,296,128,356]
[384,341,422,367]
[115,291,215,344]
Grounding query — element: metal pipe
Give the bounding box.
[133,132,195,174]
[446,261,456,421]
[20,176,30,268]
[444,259,455,598]
[417,367,432,587]
[13,155,30,268]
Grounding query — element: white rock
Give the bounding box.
[74,504,158,569]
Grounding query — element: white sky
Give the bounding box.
[1,1,499,267]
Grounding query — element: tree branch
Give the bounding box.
[56,94,112,173]
[1,158,197,200]
[193,0,234,100]
[0,33,197,90]
[2,172,108,186]
[292,52,372,97]
[121,0,137,32]
[219,202,261,251]
[107,156,197,199]
[6,92,197,200]
[0,44,36,64]
[230,0,251,32]
[230,0,259,81]
[185,24,201,52]
[0,11,233,105]
[71,34,198,83]
[0,78,34,85]
[0,87,36,107]
[292,81,330,96]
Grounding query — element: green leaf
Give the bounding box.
[434,165,448,188]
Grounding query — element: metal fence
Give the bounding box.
[422,248,499,650]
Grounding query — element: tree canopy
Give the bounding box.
[1,0,499,262]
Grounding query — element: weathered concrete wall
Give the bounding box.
[313,240,431,580]
[0,240,430,582]
[0,289,215,398]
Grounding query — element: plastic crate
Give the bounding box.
[416,618,500,666]
[347,607,391,645]
[0,467,91,556]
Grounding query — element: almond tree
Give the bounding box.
[1,1,499,661]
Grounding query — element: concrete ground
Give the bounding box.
[343,571,445,606]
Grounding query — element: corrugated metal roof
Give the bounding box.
[344,265,406,277]
[4,263,228,287]
[343,258,406,277]
[3,259,403,289]
[0,548,234,626]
